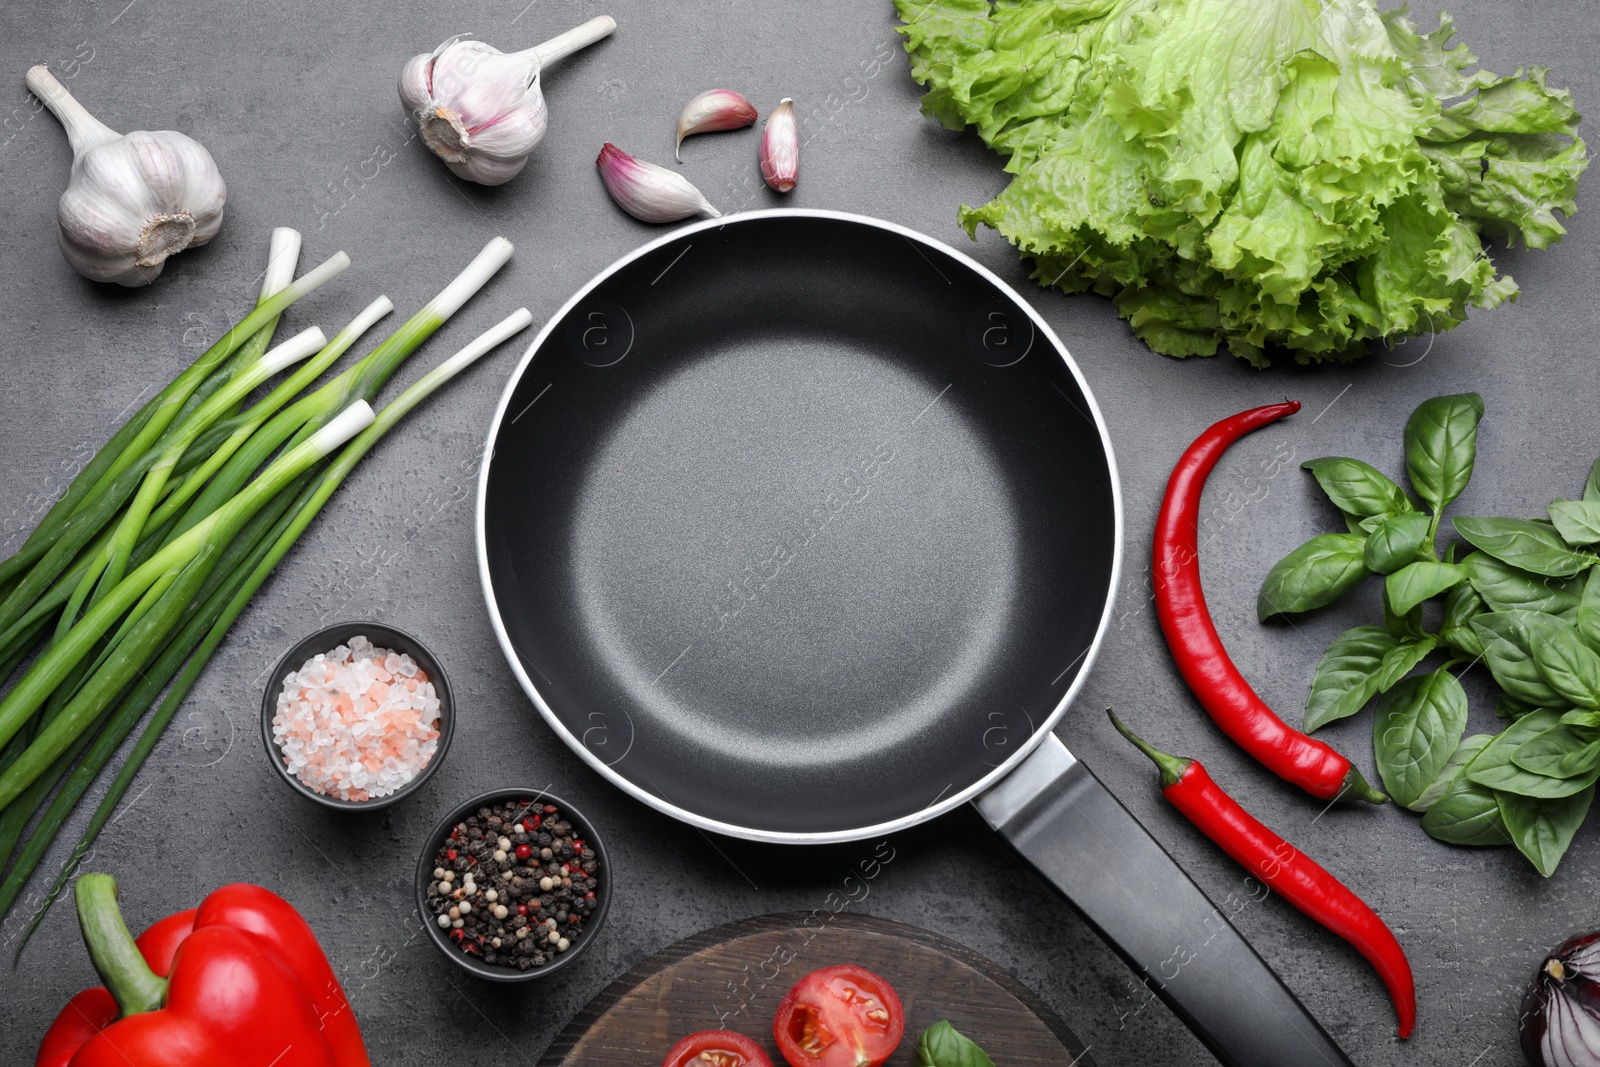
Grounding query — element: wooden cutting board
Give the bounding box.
[540,913,1095,1067]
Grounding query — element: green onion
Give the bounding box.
[5,306,531,949]
[0,400,376,790]
[0,465,319,908]
[0,241,345,582]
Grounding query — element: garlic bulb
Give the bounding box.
[25,65,226,287]
[399,16,616,186]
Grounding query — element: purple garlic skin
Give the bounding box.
[1522,930,1600,1067]
[596,143,719,223]
[759,98,797,194]
[675,89,758,160]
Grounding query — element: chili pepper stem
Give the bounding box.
[1106,709,1191,789]
[1342,767,1389,805]
[74,873,166,1017]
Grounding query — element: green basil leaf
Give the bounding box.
[1561,709,1600,728]
[1468,712,1600,798]
[1472,614,1567,706]
[1302,457,1415,519]
[1374,669,1469,809]
[1550,500,1600,547]
[1579,568,1600,651]
[1386,561,1465,616]
[1524,613,1600,708]
[1511,726,1600,779]
[1498,786,1595,877]
[1258,533,1369,621]
[1499,693,1545,721]
[1375,635,1438,692]
[1453,517,1597,578]
[1421,733,1509,846]
[916,1022,996,1067]
[1461,551,1582,618]
[1440,581,1486,659]
[1305,626,1402,732]
[1404,393,1483,512]
[1585,457,1600,503]
[1382,584,1427,640]
[1363,512,1432,575]
[1414,734,1494,812]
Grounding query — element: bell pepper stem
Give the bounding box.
[1107,709,1192,789]
[74,873,166,1016]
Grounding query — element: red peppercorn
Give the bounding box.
[517,904,528,916]
[572,839,584,852]
[544,805,557,813]
[530,814,542,830]
[584,891,596,900]
[446,848,457,861]
[516,843,532,860]
[450,928,465,942]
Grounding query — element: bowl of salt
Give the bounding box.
[261,622,454,810]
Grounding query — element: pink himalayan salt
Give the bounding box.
[272,634,440,801]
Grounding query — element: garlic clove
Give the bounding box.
[399,17,616,187]
[675,90,758,161]
[759,98,798,194]
[26,65,226,286]
[596,143,720,223]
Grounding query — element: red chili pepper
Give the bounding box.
[36,876,370,1067]
[1109,711,1415,1038]
[1153,401,1385,804]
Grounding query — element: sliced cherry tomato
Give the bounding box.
[772,965,905,1067]
[663,1029,775,1067]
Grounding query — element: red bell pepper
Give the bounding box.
[36,874,371,1067]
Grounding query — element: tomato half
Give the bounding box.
[663,1029,775,1067]
[772,965,905,1067]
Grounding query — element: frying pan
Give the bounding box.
[477,210,1354,1067]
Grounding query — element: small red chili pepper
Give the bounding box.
[1109,710,1415,1038]
[1153,401,1385,804]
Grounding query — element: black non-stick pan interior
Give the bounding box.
[481,212,1117,838]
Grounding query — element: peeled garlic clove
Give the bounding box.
[675,89,758,161]
[399,16,616,187]
[597,143,720,223]
[26,65,225,287]
[759,98,798,194]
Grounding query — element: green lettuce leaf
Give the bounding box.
[897,0,1587,365]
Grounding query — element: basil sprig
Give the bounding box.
[1263,392,1600,876]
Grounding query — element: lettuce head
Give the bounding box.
[896,0,1587,365]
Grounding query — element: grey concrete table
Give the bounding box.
[0,1,1594,1064]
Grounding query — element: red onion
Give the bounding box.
[1523,931,1600,1066]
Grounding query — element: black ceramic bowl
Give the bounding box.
[260,621,454,811]
[416,788,612,982]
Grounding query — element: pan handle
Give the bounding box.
[976,735,1355,1067]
